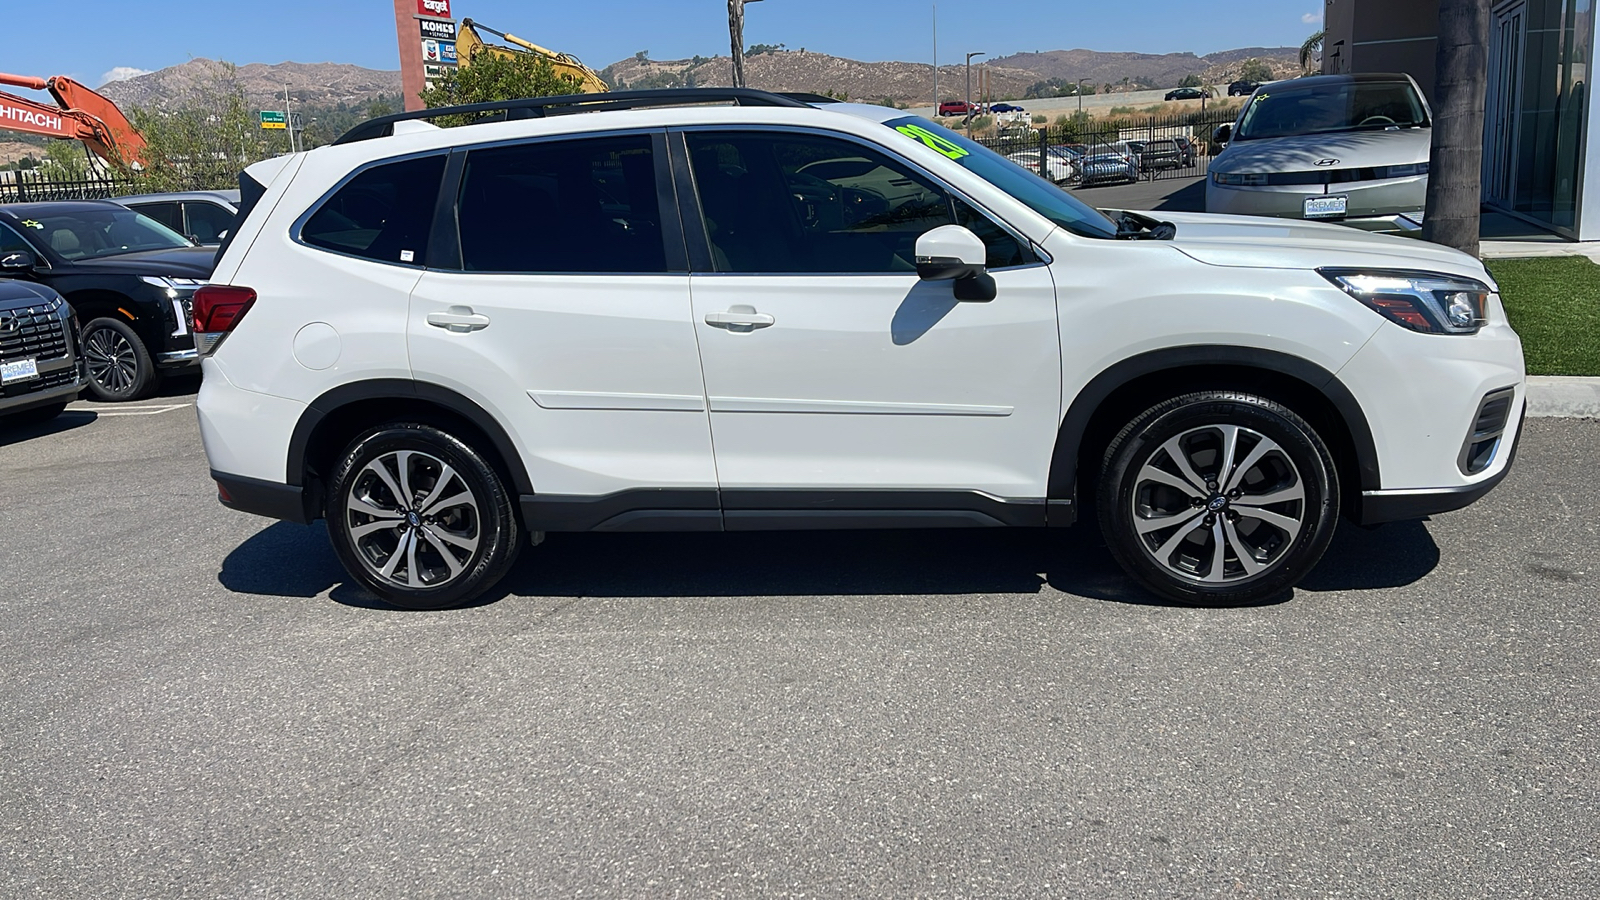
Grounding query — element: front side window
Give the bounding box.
[0,223,33,256]
[457,133,666,274]
[302,154,446,265]
[686,131,1024,273]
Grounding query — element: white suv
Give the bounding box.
[193,89,1525,610]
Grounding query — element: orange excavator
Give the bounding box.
[0,72,146,171]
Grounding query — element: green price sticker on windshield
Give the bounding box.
[895,124,970,161]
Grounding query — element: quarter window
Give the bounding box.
[457,134,667,274]
[302,154,446,265]
[184,202,236,244]
[685,131,1024,274]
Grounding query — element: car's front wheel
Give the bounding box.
[81,317,157,402]
[326,423,522,610]
[1097,392,1340,606]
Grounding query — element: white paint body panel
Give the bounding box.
[408,272,717,495]
[688,268,1060,495]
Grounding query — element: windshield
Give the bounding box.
[19,207,194,261]
[1236,80,1428,140]
[884,116,1118,239]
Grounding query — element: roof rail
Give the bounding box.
[333,88,814,145]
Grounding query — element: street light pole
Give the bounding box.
[965,51,986,125]
[1077,78,1089,114]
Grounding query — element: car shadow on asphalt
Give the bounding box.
[218,518,1441,611]
[0,409,97,447]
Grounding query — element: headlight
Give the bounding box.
[1213,172,1268,186]
[1319,269,1490,335]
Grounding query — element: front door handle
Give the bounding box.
[705,305,775,331]
[426,306,491,333]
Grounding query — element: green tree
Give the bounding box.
[128,62,270,191]
[39,140,94,179]
[1238,58,1275,83]
[419,53,584,126]
[747,43,785,56]
[1300,30,1326,73]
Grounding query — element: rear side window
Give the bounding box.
[184,202,236,244]
[301,155,446,265]
[129,202,181,232]
[456,134,666,274]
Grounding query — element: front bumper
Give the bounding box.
[1206,176,1427,233]
[1357,412,1524,525]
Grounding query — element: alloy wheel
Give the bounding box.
[83,326,139,395]
[344,449,482,591]
[1129,424,1307,583]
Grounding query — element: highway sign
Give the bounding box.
[259,111,286,130]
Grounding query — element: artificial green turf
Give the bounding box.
[1485,256,1600,376]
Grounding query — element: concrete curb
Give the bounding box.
[1526,376,1600,418]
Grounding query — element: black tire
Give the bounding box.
[1097,392,1340,606]
[326,423,521,610]
[81,317,158,402]
[4,402,68,427]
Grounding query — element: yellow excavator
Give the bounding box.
[457,19,610,94]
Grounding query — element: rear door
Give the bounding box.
[675,128,1061,517]
[407,131,717,524]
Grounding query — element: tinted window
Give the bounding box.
[0,224,32,256]
[687,131,1021,274]
[129,202,182,232]
[457,134,665,273]
[302,154,445,265]
[184,202,236,244]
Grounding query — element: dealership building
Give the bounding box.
[1323,0,1598,240]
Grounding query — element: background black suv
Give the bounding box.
[0,278,83,425]
[1228,79,1261,97]
[0,201,216,401]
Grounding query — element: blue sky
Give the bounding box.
[4,0,1322,96]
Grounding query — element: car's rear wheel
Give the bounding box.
[81,317,157,402]
[326,423,521,610]
[1097,392,1340,606]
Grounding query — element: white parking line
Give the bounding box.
[72,403,195,417]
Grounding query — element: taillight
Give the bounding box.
[192,285,256,356]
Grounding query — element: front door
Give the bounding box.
[408,131,718,523]
[677,129,1061,518]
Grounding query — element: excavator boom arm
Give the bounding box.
[0,72,145,169]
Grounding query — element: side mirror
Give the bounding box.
[0,250,37,272]
[1213,124,1233,145]
[915,225,997,302]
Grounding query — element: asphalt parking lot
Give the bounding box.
[2,382,1596,898]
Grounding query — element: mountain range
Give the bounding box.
[91,45,1304,112]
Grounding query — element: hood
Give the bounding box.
[1213,127,1431,174]
[1140,211,1492,283]
[0,278,59,306]
[63,246,217,280]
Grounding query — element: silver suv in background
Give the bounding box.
[1207,74,1431,233]
[113,190,241,246]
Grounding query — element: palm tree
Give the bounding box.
[729,0,747,88]
[1423,0,1491,255]
[1300,29,1325,73]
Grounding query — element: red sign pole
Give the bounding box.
[393,0,427,111]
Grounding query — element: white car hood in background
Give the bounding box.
[1146,211,1491,282]
[1211,127,1432,174]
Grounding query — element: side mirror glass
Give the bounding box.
[0,250,36,272]
[1213,124,1233,145]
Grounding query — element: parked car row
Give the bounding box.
[0,195,231,420]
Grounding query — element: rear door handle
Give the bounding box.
[426,306,491,333]
[705,306,775,330]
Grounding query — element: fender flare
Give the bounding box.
[1046,345,1381,507]
[286,379,533,495]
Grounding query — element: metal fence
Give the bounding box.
[970,108,1239,190]
[0,174,139,204]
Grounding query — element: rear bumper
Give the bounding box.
[212,470,313,524]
